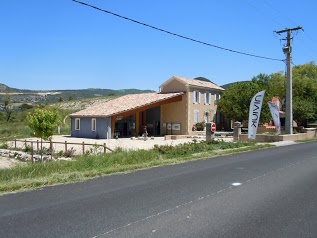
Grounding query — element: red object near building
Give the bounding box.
[211,123,216,132]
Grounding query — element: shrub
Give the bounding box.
[63,147,76,157]
[0,142,8,149]
[195,121,206,131]
[23,143,33,153]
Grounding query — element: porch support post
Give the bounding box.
[111,116,116,139]
[136,112,140,136]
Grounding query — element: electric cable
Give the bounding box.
[72,0,283,62]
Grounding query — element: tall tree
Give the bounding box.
[218,63,317,127]
[292,66,317,126]
[217,75,272,122]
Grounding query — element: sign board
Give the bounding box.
[167,123,172,130]
[211,123,216,132]
[172,123,181,131]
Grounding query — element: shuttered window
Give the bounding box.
[92,118,96,131]
[75,118,80,130]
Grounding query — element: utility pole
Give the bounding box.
[275,26,303,134]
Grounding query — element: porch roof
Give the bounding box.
[69,92,184,117]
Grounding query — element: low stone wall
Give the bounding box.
[239,128,317,142]
[165,134,204,140]
[257,126,278,134]
[302,128,317,138]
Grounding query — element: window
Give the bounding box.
[205,92,211,104]
[75,118,80,130]
[204,111,209,123]
[193,91,201,104]
[92,118,96,131]
[194,111,199,124]
[214,93,221,105]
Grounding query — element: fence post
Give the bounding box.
[31,141,34,163]
[50,141,53,160]
[24,139,27,149]
[104,143,106,154]
[15,139,17,149]
[65,141,67,153]
[82,142,85,154]
[37,140,39,153]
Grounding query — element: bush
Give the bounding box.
[63,147,76,157]
[23,143,33,153]
[195,121,206,131]
[0,142,8,149]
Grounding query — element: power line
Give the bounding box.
[252,0,317,63]
[72,0,283,62]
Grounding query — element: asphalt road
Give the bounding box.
[1,142,317,238]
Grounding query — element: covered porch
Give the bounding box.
[110,94,183,138]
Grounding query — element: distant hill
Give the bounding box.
[0,83,155,104]
[194,77,217,85]
[0,83,33,93]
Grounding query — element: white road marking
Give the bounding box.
[92,160,306,238]
[232,182,242,186]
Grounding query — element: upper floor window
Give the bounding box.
[75,118,80,130]
[92,118,96,131]
[214,93,221,105]
[193,90,201,104]
[205,92,211,105]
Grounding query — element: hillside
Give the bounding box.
[0,83,155,104]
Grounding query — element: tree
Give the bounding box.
[27,108,61,160]
[217,77,271,122]
[3,93,13,122]
[292,66,317,126]
[218,63,317,128]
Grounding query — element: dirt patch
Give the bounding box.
[0,157,22,169]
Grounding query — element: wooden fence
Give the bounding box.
[11,139,114,155]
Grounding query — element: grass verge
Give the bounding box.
[0,140,273,195]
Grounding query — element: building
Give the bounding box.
[69,76,224,139]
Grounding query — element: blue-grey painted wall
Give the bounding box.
[71,117,112,139]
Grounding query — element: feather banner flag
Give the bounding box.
[248,90,265,139]
[268,101,281,135]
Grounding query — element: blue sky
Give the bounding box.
[1,0,316,91]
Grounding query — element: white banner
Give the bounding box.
[268,101,281,135]
[248,90,265,139]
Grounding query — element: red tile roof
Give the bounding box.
[70,92,184,117]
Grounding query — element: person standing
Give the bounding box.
[143,126,148,140]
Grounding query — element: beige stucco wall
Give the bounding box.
[187,87,220,134]
[161,94,188,135]
[160,79,187,93]
[160,78,222,135]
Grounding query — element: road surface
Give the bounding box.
[0,141,317,237]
